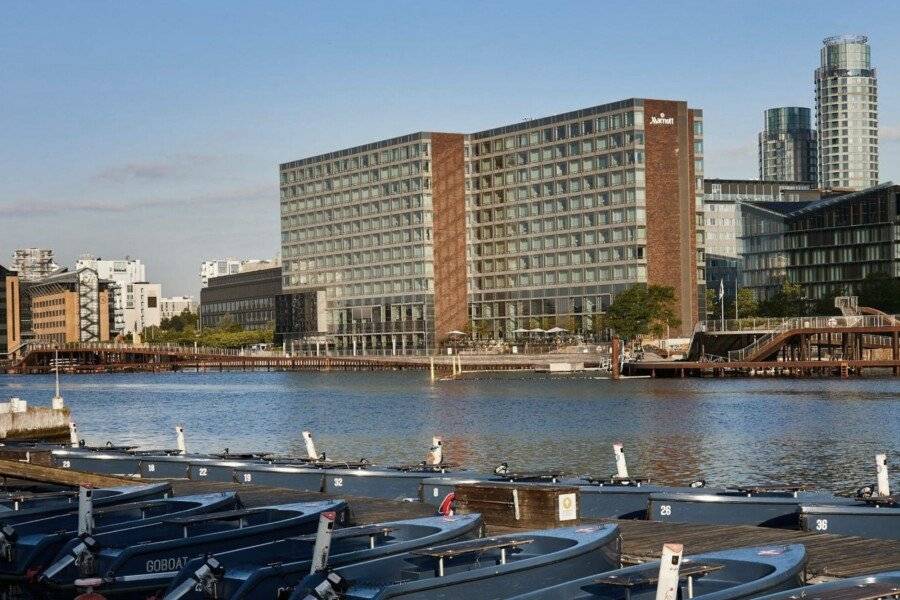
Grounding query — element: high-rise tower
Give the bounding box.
[815,35,878,190]
[758,107,817,183]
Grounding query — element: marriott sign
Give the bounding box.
[650,112,675,125]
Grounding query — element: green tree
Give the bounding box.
[857,272,900,314]
[757,280,807,317]
[733,288,758,319]
[602,285,681,341]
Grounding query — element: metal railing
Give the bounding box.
[19,341,288,359]
[727,314,900,362]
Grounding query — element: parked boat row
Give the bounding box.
[23,431,900,540]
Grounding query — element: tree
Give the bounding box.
[857,272,900,314]
[733,288,758,319]
[757,279,807,317]
[705,288,719,320]
[602,285,681,341]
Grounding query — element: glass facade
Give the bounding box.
[199,267,281,331]
[759,107,817,183]
[815,35,878,190]
[469,103,652,337]
[279,133,437,354]
[279,99,703,353]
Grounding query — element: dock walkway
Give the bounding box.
[169,480,900,580]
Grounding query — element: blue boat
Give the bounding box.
[507,544,806,599]
[0,491,238,578]
[322,464,469,501]
[289,524,620,600]
[648,486,857,527]
[52,448,157,477]
[162,513,484,600]
[0,483,171,525]
[800,494,900,540]
[753,570,900,599]
[229,463,327,492]
[39,499,347,595]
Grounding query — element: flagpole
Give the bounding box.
[719,279,725,331]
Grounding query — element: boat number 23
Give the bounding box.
[815,519,828,531]
[659,505,672,516]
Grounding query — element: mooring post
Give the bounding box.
[893,332,899,376]
[430,357,436,383]
[611,336,621,380]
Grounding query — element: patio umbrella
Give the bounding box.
[446,330,466,336]
[513,328,529,333]
[529,328,546,333]
[546,326,568,333]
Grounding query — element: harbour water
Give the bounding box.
[0,372,897,492]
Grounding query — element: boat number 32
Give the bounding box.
[815,519,828,531]
[333,478,343,487]
[659,505,672,516]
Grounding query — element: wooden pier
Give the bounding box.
[0,458,896,580]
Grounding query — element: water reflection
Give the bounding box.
[0,372,896,491]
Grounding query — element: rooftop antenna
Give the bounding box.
[51,349,64,410]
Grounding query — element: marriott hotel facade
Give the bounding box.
[279,98,705,354]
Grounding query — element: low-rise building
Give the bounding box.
[200,258,280,287]
[160,296,197,320]
[740,182,899,300]
[0,265,21,354]
[123,282,161,335]
[74,256,147,335]
[199,267,281,331]
[26,268,115,344]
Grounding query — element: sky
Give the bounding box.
[2,1,899,296]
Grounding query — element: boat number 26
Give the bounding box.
[659,505,672,516]
[815,519,828,531]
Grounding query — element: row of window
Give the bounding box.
[476,188,643,213]
[473,296,610,319]
[474,133,644,173]
[472,111,642,156]
[283,244,426,272]
[282,160,427,197]
[478,264,646,290]
[283,227,431,258]
[282,142,429,184]
[475,156,645,191]
[284,211,427,242]
[281,176,427,202]
[478,226,643,257]
[479,246,645,273]
[282,194,425,222]
[203,298,274,314]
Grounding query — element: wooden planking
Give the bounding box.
[0,459,138,488]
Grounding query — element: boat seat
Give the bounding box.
[93,499,170,515]
[595,562,724,587]
[498,471,562,482]
[791,582,900,600]
[730,484,807,494]
[164,508,266,525]
[412,537,534,559]
[3,490,77,502]
[294,525,395,543]
[583,475,651,486]
[210,452,272,459]
[393,463,460,473]
[860,494,898,507]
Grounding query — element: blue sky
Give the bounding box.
[2,1,898,296]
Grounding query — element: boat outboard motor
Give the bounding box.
[0,525,17,562]
[297,571,348,600]
[37,533,101,583]
[494,462,510,476]
[690,480,707,488]
[163,555,224,600]
[856,484,875,499]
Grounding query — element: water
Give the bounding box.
[0,371,897,492]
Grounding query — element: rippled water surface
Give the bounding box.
[0,371,897,492]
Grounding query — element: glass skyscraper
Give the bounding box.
[758,107,817,183]
[815,35,878,190]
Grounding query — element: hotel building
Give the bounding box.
[279,99,704,354]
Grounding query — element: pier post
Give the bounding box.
[430,357,436,383]
[893,332,899,376]
[611,336,621,380]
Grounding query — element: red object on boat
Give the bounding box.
[438,492,456,516]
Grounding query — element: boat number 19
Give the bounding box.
[659,505,672,516]
[815,519,828,531]
[243,473,252,483]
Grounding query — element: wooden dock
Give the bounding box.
[0,458,896,581]
[165,480,900,580]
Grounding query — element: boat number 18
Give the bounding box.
[659,505,672,516]
[815,519,828,531]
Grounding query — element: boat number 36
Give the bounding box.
[333,478,343,487]
[815,519,828,531]
[659,505,672,516]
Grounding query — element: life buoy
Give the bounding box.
[74,593,107,600]
[438,492,456,516]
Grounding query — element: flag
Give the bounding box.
[718,279,724,301]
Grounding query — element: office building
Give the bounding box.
[200,266,281,331]
[704,179,821,303]
[12,248,61,282]
[759,107,817,183]
[279,98,704,353]
[200,258,280,287]
[160,296,197,320]
[74,255,147,334]
[0,266,20,354]
[740,182,898,300]
[26,268,115,344]
[123,282,161,336]
[815,35,878,190]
